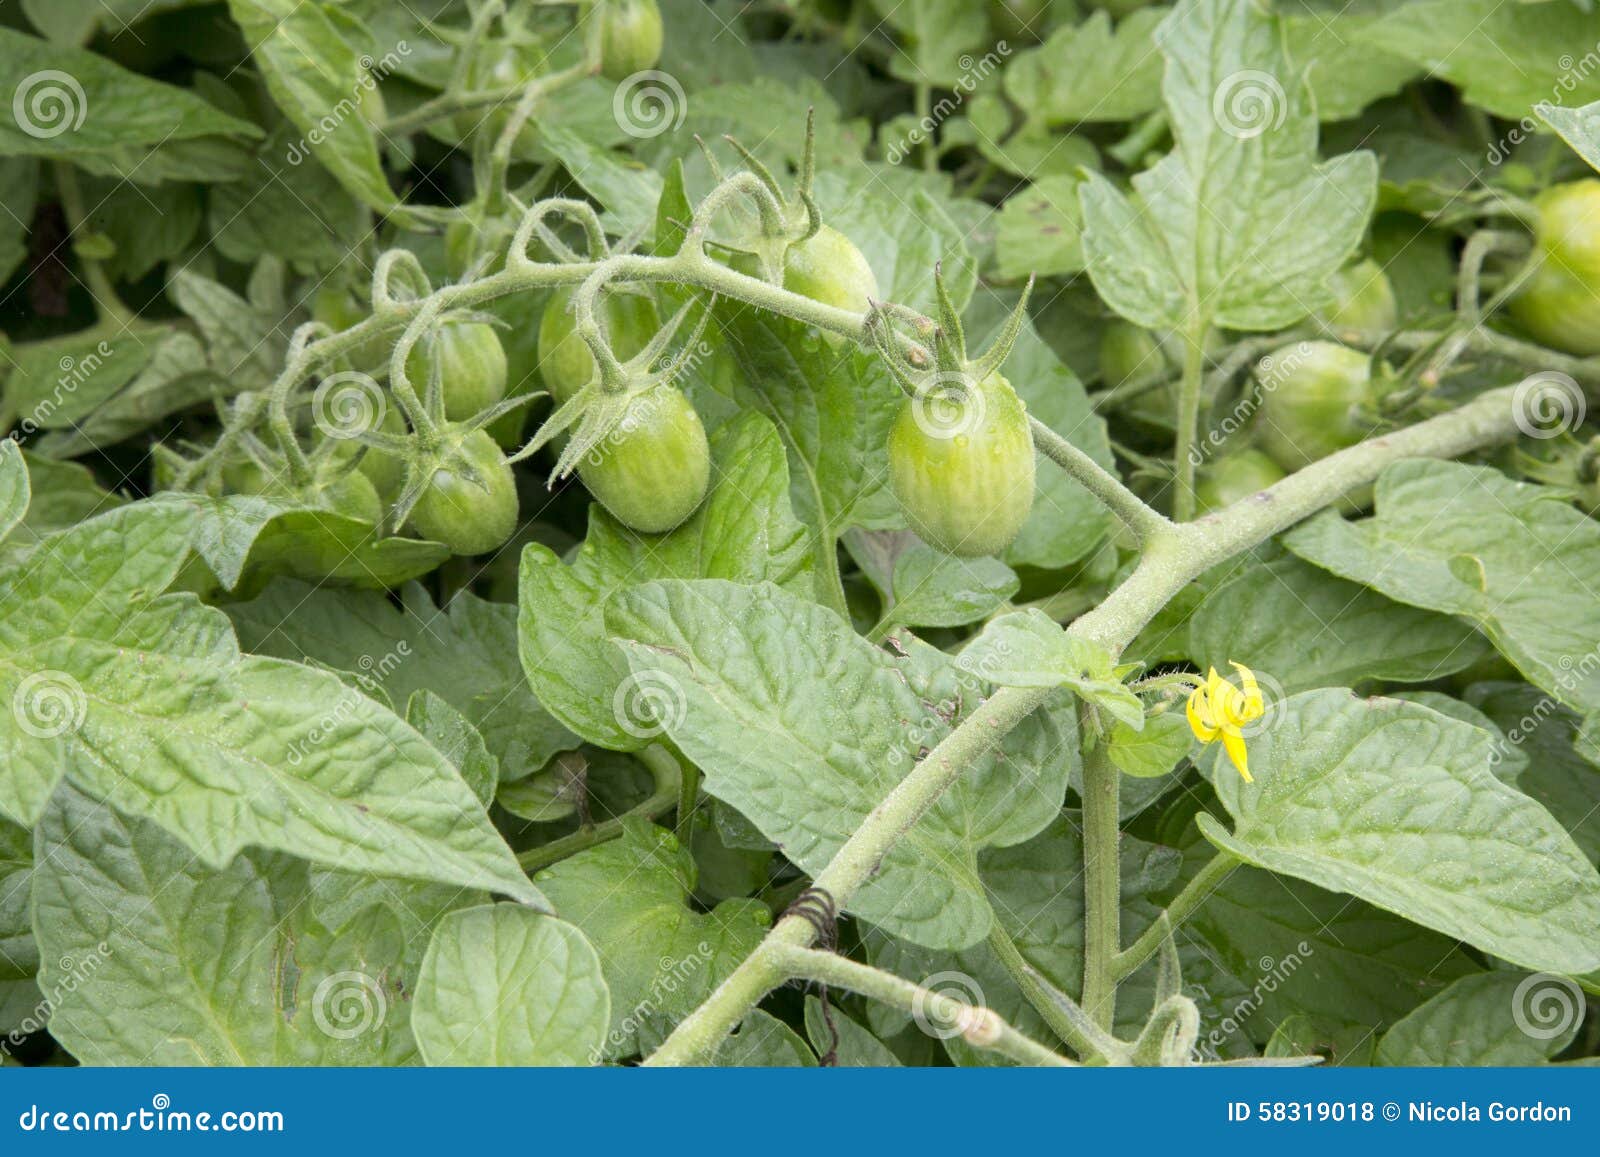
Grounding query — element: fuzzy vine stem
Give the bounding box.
[1112,851,1236,981]
[1172,323,1208,521]
[770,945,1076,1067]
[516,745,682,873]
[1079,729,1122,1031]
[985,921,1122,1063]
[644,382,1528,1066]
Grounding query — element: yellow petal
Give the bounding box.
[1186,688,1219,741]
[1221,731,1253,783]
[1230,661,1264,720]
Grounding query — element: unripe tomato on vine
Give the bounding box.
[1510,180,1600,356]
[577,384,711,534]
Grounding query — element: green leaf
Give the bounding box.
[716,1009,817,1066]
[805,996,902,1066]
[1538,100,1600,176]
[412,905,610,1067]
[0,502,542,906]
[82,176,202,282]
[1391,690,1530,788]
[0,817,34,981]
[0,28,258,182]
[607,580,1076,949]
[1004,9,1166,125]
[1189,864,1480,1037]
[168,268,288,391]
[961,609,1144,728]
[1286,461,1600,717]
[1198,688,1600,976]
[230,579,576,784]
[533,819,770,1059]
[1079,0,1377,333]
[1189,555,1490,694]
[1108,712,1191,778]
[1361,0,1600,120]
[856,537,1019,634]
[31,785,454,1064]
[868,0,992,88]
[1281,1,1419,122]
[1375,972,1581,1065]
[994,175,1085,280]
[209,124,369,269]
[535,121,664,239]
[0,158,39,284]
[406,691,497,808]
[227,0,399,214]
[1471,684,1600,863]
[518,413,812,752]
[0,443,28,546]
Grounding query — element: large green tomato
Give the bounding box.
[589,0,663,82]
[1255,340,1376,470]
[406,320,508,422]
[408,430,520,555]
[537,287,662,405]
[1195,449,1285,515]
[887,371,1035,558]
[1319,257,1399,334]
[578,385,711,533]
[1510,180,1600,355]
[781,225,880,315]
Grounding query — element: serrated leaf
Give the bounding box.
[1079,0,1377,334]
[868,541,1019,634]
[518,413,812,752]
[1285,461,1600,717]
[607,580,1077,949]
[961,609,1144,728]
[1189,555,1490,694]
[1199,689,1600,975]
[533,819,769,1059]
[994,175,1085,280]
[406,691,497,808]
[1005,8,1165,125]
[1375,972,1580,1065]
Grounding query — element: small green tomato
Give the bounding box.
[405,320,508,422]
[577,385,711,533]
[1510,179,1600,356]
[537,287,662,405]
[1319,258,1399,334]
[1255,340,1376,470]
[408,430,520,555]
[1195,450,1285,515]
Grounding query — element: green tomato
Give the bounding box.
[406,320,508,421]
[1510,180,1600,355]
[409,430,520,555]
[321,470,384,525]
[326,403,409,504]
[887,371,1035,558]
[537,287,662,405]
[782,225,880,316]
[1195,450,1285,515]
[1319,257,1399,334]
[578,385,710,533]
[1255,340,1375,470]
[1099,321,1168,388]
[590,0,663,82]
[223,454,384,525]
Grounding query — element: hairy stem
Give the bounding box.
[986,921,1120,1063]
[1079,730,1121,1030]
[516,745,682,873]
[1112,851,1236,981]
[1172,323,1208,521]
[1029,420,1171,543]
[772,945,1075,1067]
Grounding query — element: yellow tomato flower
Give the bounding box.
[1186,662,1265,782]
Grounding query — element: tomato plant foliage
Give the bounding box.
[2,0,1600,1071]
